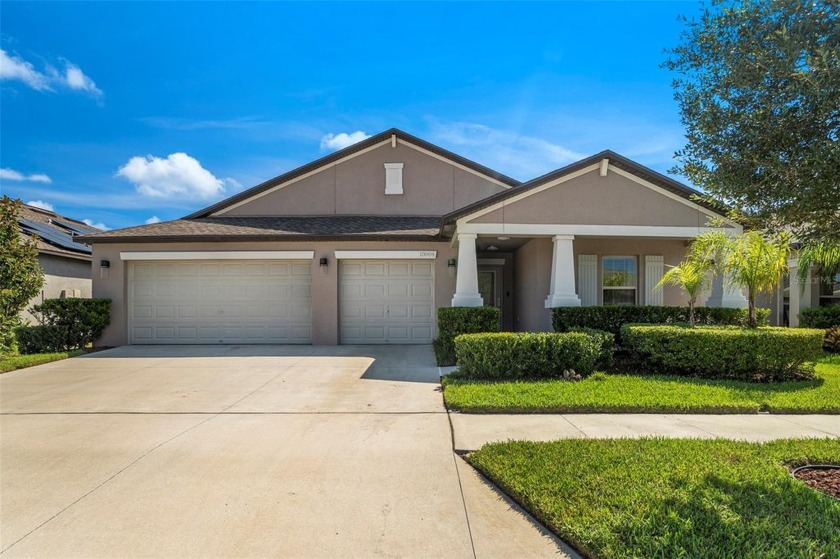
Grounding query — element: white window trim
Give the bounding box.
[120,251,315,261]
[602,255,638,305]
[335,250,437,260]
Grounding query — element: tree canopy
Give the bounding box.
[666,0,840,243]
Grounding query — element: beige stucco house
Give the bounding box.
[19,204,99,323]
[81,128,754,347]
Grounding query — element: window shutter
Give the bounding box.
[645,255,664,306]
[578,254,597,306]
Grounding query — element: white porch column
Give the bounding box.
[451,233,484,307]
[788,259,814,327]
[706,274,748,308]
[545,235,581,308]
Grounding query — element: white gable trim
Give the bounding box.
[213,139,393,216]
[456,162,740,230]
[456,164,600,226]
[608,166,740,228]
[397,139,513,189]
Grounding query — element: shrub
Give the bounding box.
[800,306,840,329]
[621,324,824,381]
[434,306,500,366]
[15,325,69,354]
[28,298,111,352]
[552,305,770,343]
[454,332,602,379]
[568,327,614,369]
[800,306,840,352]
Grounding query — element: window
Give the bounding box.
[602,256,637,305]
[819,272,840,307]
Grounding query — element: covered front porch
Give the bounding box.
[448,230,749,332]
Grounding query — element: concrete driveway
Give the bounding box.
[0,345,571,558]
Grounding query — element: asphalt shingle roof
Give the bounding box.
[77,216,443,243]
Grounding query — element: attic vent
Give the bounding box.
[384,163,404,195]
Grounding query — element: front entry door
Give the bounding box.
[478,266,503,326]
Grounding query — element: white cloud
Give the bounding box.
[82,218,108,230]
[26,200,54,211]
[0,167,52,183]
[145,216,161,224]
[320,131,371,151]
[0,48,51,90]
[0,47,101,98]
[428,120,584,180]
[63,64,102,97]
[117,152,226,200]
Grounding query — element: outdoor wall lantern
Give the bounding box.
[319,257,328,267]
[447,258,457,278]
[100,259,110,278]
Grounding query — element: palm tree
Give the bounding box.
[796,240,840,284]
[656,260,711,327]
[688,230,790,328]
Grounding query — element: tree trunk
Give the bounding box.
[748,292,757,328]
[688,299,696,327]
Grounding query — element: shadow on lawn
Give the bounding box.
[608,471,840,559]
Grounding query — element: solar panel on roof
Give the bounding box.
[19,219,92,254]
[52,219,94,235]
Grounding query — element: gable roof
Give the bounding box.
[18,204,100,260]
[77,215,443,244]
[442,150,729,225]
[185,128,521,219]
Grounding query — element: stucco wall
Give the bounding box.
[470,168,720,227]
[219,142,508,217]
[22,254,93,323]
[512,237,719,333]
[92,240,457,347]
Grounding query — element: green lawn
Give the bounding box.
[468,438,840,559]
[443,353,840,414]
[0,350,85,374]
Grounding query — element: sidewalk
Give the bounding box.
[450,413,840,452]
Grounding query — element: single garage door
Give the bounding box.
[339,260,434,344]
[128,260,312,344]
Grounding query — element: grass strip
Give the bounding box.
[0,350,85,374]
[444,354,840,414]
[468,438,840,559]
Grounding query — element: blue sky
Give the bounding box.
[1,1,698,230]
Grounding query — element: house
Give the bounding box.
[18,204,100,322]
[80,128,755,347]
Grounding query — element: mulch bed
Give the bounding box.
[792,466,840,499]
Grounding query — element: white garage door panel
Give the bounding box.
[129,261,312,344]
[340,260,434,344]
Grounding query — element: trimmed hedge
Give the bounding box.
[800,306,840,329]
[434,306,500,366]
[15,325,69,354]
[569,327,615,370]
[18,298,111,354]
[552,305,770,343]
[621,324,824,381]
[454,332,602,379]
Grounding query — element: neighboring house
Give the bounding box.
[80,128,754,347]
[18,204,100,323]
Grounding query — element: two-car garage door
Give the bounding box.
[128,260,312,344]
[127,257,435,345]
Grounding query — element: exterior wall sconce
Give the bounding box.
[447,258,457,278]
[319,257,328,267]
[100,259,110,278]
